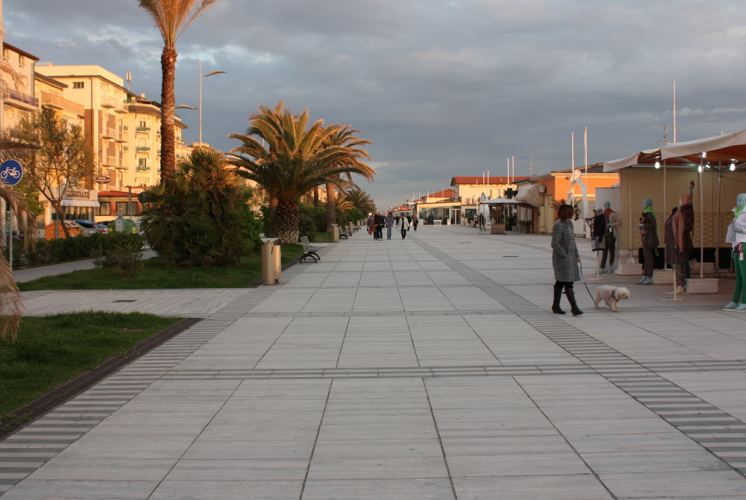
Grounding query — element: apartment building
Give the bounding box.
[34,73,85,127]
[1,42,39,133]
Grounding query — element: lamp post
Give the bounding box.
[176,48,225,147]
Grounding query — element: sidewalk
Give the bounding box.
[2,226,746,499]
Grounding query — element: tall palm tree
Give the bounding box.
[322,125,374,231]
[228,103,373,244]
[137,0,220,179]
[344,188,376,215]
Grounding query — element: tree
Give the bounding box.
[322,125,374,231]
[229,102,373,244]
[15,107,95,238]
[137,0,220,179]
[343,188,376,215]
[140,147,252,267]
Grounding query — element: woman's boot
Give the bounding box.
[565,284,583,316]
[552,284,565,314]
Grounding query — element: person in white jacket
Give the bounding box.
[398,215,410,239]
[724,193,746,311]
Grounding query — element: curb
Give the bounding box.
[0,317,202,442]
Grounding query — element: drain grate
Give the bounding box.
[112,299,137,303]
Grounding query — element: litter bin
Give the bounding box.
[348,222,354,234]
[273,242,281,283]
[331,224,339,243]
[261,238,279,285]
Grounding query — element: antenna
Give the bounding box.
[126,72,132,91]
[653,125,668,143]
[525,151,533,177]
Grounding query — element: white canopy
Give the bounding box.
[514,184,544,207]
[603,149,660,172]
[661,128,746,160]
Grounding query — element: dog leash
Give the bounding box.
[578,260,596,301]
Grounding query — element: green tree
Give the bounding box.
[15,107,95,238]
[140,148,250,267]
[229,102,373,244]
[137,0,220,179]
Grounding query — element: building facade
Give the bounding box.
[1,42,39,134]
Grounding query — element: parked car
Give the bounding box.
[75,220,105,236]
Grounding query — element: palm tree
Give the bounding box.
[0,140,39,343]
[322,125,374,231]
[343,188,376,215]
[137,0,220,179]
[228,103,373,244]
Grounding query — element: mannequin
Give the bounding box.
[601,200,620,274]
[670,192,694,293]
[637,198,658,285]
[724,193,746,311]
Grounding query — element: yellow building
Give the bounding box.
[34,73,85,127]
[1,42,39,133]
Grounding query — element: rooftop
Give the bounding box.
[451,176,531,186]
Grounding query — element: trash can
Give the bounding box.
[260,238,279,285]
[348,222,354,234]
[273,242,281,283]
[331,224,339,243]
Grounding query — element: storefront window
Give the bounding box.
[116,202,139,216]
[96,202,111,216]
[51,207,95,221]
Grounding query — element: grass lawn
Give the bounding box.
[312,231,332,242]
[18,244,305,291]
[0,312,181,424]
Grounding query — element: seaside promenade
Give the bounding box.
[2,226,746,499]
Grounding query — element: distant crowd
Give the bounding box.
[367,212,418,240]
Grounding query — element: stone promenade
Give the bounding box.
[3,226,746,499]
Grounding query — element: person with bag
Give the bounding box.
[399,214,410,239]
[551,204,583,316]
[374,211,385,241]
[385,212,395,240]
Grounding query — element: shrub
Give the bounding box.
[299,212,317,241]
[141,148,250,267]
[13,232,143,268]
[242,206,263,254]
[93,238,144,278]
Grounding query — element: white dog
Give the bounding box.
[594,286,630,312]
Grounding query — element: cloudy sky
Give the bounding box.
[5,0,746,208]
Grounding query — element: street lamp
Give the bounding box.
[186,47,225,146]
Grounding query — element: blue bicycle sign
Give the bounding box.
[0,160,23,186]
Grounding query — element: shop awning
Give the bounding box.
[61,199,100,208]
[603,148,661,172]
[661,129,746,163]
[514,184,543,207]
[479,198,519,205]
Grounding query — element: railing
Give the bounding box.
[103,155,119,167]
[136,127,150,133]
[100,95,125,112]
[41,91,85,115]
[3,88,39,107]
[136,146,150,152]
[136,166,151,171]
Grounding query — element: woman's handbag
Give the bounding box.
[591,238,605,251]
[368,229,373,234]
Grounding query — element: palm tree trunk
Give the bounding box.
[314,186,319,207]
[159,47,177,179]
[275,200,300,244]
[326,182,336,232]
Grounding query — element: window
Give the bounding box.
[138,158,147,168]
[96,202,112,216]
[73,82,84,89]
[139,120,147,128]
[116,201,139,216]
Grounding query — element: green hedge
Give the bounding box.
[13,232,144,268]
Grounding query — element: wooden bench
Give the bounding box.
[300,236,320,263]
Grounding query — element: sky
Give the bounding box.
[5,0,746,209]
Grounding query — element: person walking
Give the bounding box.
[399,213,410,239]
[367,214,375,239]
[374,211,385,241]
[385,212,394,240]
[551,204,583,316]
[413,215,419,231]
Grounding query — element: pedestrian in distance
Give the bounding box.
[367,214,374,238]
[551,204,583,316]
[413,215,419,231]
[400,213,410,239]
[385,212,394,240]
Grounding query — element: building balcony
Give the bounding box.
[136,127,150,133]
[136,146,151,152]
[102,155,121,168]
[41,91,85,115]
[100,95,125,113]
[3,88,39,111]
[136,166,151,172]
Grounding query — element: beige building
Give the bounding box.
[34,73,85,127]
[1,42,39,133]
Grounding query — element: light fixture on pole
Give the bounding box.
[190,47,225,146]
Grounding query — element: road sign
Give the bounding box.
[95,176,111,184]
[0,160,23,186]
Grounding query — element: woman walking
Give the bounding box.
[399,214,410,239]
[385,212,395,240]
[413,215,419,231]
[551,204,583,316]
